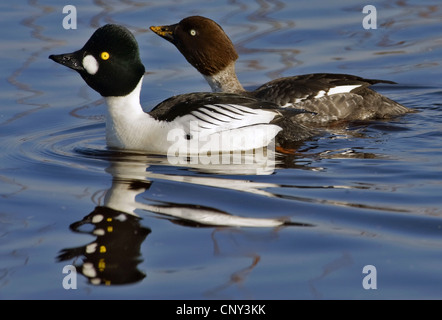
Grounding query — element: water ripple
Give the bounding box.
[5,122,106,174]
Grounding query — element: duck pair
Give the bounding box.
[49,16,411,154]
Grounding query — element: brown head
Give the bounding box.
[150,16,239,76]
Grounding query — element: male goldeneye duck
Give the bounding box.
[150,16,412,124]
[49,24,315,154]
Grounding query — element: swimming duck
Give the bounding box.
[150,16,411,124]
[49,24,316,154]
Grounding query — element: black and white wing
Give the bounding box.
[253,73,396,107]
[150,92,284,136]
[149,92,281,120]
[253,73,409,122]
[149,92,316,149]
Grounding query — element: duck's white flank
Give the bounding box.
[104,77,281,153]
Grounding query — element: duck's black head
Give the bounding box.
[49,24,145,97]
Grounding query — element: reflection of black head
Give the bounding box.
[57,206,151,285]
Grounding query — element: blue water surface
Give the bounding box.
[1,0,442,300]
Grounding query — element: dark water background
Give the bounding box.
[1,0,441,299]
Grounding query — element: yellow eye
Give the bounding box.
[189,29,196,36]
[101,52,110,60]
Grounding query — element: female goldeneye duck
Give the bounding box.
[49,24,315,154]
[150,16,412,124]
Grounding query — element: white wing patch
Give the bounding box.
[314,84,362,99]
[280,84,363,107]
[314,90,327,99]
[328,84,362,95]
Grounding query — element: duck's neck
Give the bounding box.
[104,76,155,150]
[203,62,245,93]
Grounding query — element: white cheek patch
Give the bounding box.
[82,54,99,75]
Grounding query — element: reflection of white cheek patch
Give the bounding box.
[82,54,99,75]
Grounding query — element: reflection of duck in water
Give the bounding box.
[57,206,151,286]
[58,154,312,286]
[102,156,311,228]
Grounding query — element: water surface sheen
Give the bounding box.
[1,0,442,299]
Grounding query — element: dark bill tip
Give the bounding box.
[149,25,176,43]
[49,51,85,72]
